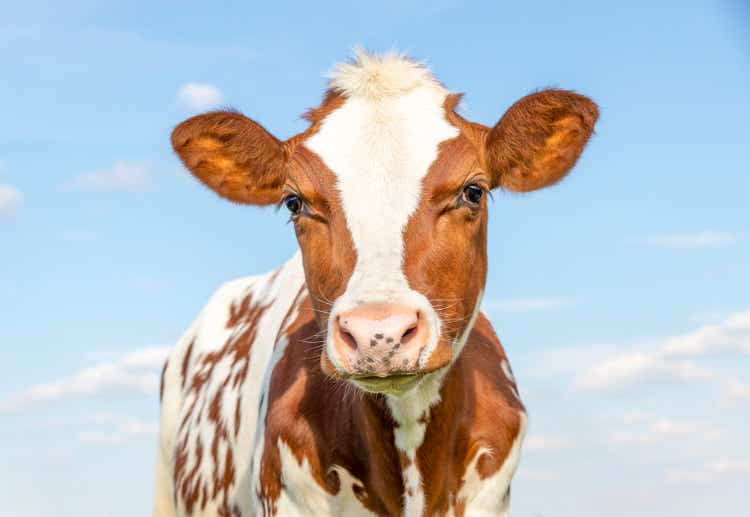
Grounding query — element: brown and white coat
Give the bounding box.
[154,50,598,516]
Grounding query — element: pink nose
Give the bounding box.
[332,304,428,376]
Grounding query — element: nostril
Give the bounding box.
[400,321,419,346]
[339,328,358,350]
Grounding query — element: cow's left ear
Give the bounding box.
[171,111,287,205]
[484,89,598,192]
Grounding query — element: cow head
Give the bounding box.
[172,51,598,395]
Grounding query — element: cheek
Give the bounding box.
[405,209,487,321]
[295,219,357,310]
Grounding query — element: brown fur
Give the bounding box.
[483,89,599,192]
[402,134,488,371]
[171,111,287,205]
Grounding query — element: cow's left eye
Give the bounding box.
[461,184,484,206]
[283,194,304,216]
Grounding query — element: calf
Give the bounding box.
[155,50,598,516]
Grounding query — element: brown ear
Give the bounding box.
[484,89,598,192]
[171,111,286,205]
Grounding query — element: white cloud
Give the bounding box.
[524,434,572,452]
[516,467,559,481]
[0,184,23,215]
[666,459,750,483]
[661,310,750,356]
[78,413,158,446]
[631,231,739,248]
[576,309,750,392]
[0,346,170,412]
[482,296,573,313]
[68,161,150,191]
[608,418,723,446]
[616,411,652,424]
[721,379,750,406]
[576,353,714,391]
[177,82,224,110]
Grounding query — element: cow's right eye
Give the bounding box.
[460,184,484,207]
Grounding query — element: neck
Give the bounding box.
[385,370,447,452]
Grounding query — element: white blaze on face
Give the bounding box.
[305,53,458,370]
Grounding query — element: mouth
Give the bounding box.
[348,372,422,395]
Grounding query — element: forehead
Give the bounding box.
[302,54,459,213]
[305,89,457,177]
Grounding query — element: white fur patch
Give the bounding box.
[328,49,444,101]
[386,372,446,516]
[401,453,425,517]
[306,51,458,371]
[501,359,516,384]
[457,412,527,516]
[274,439,377,516]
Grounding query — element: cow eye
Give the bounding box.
[283,194,303,215]
[461,184,484,206]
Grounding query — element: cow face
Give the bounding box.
[172,51,598,395]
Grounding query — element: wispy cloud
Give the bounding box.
[516,467,559,481]
[482,296,573,313]
[177,83,224,111]
[629,231,739,248]
[67,161,150,191]
[0,346,170,412]
[576,309,750,392]
[576,353,714,391]
[608,418,723,446]
[666,459,750,483]
[0,184,23,216]
[78,412,158,445]
[721,379,750,406]
[524,433,573,452]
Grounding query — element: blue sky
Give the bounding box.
[1,1,749,515]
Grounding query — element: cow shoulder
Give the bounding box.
[452,313,527,516]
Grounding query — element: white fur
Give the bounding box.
[273,439,377,516]
[328,49,444,101]
[457,412,527,516]
[401,453,425,516]
[501,359,515,384]
[306,51,459,374]
[385,371,445,516]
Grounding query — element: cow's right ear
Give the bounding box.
[171,111,287,205]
